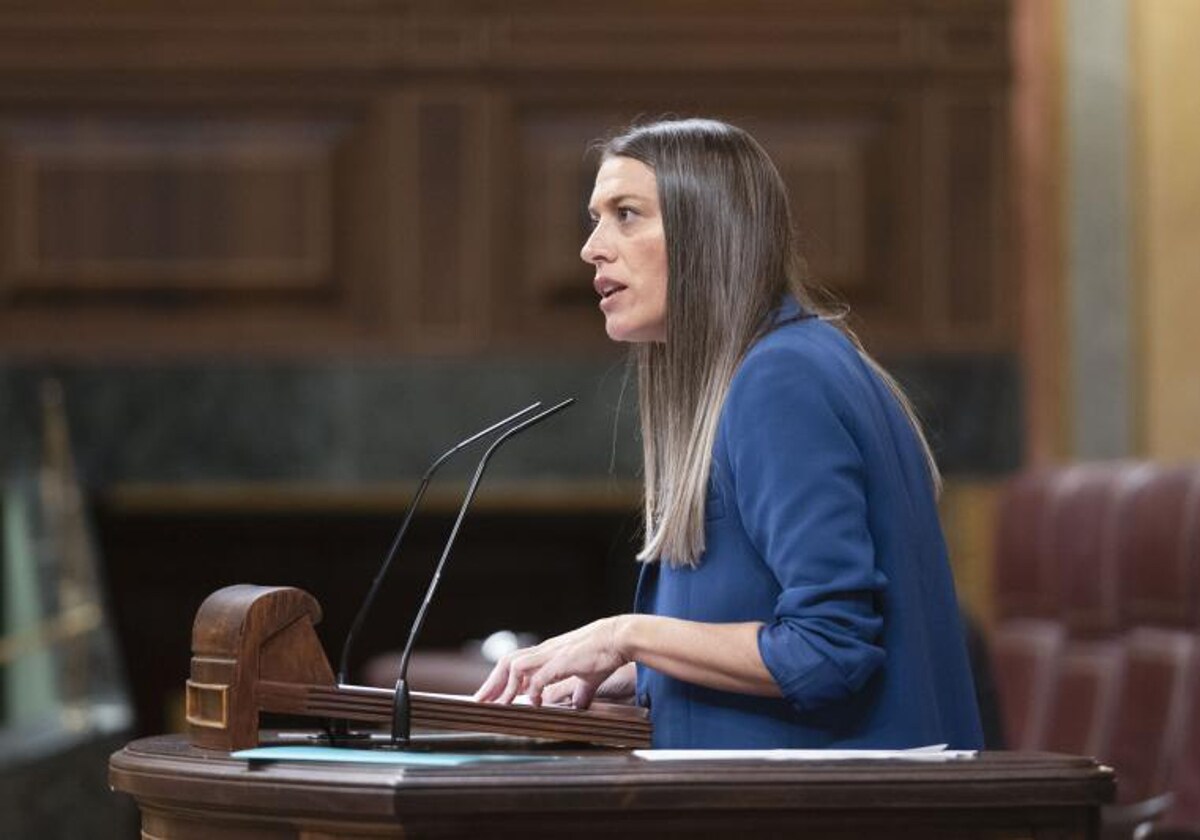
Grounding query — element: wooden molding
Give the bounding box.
[0,3,1009,76]
[102,479,644,515]
[1012,0,1067,464]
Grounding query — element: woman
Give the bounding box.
[475,118,983,750]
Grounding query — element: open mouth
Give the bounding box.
[595,278,627,299]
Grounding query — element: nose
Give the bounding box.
[580,222,612,265]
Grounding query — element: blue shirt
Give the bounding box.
[633,298,984,749]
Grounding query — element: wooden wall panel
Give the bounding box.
[3,119,338,295]
[774,134,869,291]
[497,15,916,70]
[743,106,921,335]
[921,91,1012,349]
[944,97,1008,330]
[0,0,1014,358]
[417,104,466,329]
[0,106,398,355]
[0,3,1008,75]
[402,92,492,350]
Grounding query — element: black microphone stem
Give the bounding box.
[335,401,542,685]
[390,397,574,744]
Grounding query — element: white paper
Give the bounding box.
[633,744,977,762]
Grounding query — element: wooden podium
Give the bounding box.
[182,584,650,749]
[110,735,1115,839]
[108,584,1115,838]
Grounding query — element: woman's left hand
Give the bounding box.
[472,616,630,708]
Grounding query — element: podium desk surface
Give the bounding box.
[110,734,1115,839]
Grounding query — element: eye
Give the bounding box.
[617,206,638,223]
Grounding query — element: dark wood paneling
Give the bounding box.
[0,1,1014,357]
[405,92,491,350]
[4,118,340,295]
[0,3,1010,75]
[0,106,394,354]
[745,106,920,328]
[945,97,1006,329]
[417,103,465,330]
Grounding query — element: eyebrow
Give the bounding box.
[587,193,646,215]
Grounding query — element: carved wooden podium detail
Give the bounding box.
[185,585,651,751]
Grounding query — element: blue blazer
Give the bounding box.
[634,298,984,749]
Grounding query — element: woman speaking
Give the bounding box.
[475,118,983,750]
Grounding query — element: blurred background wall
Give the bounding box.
[0,0,1197,836]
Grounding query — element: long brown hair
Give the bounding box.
[600,118,940,567]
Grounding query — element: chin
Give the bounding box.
[603,315,665,344]
[604,323,630,342]
[604,320,643,343]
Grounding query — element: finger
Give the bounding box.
[496,666,523,705]
[541,678,579,707]
[525,663,552,708]
[571,678,598,710]
[474,650,524,702]
[526,654,575,708]
[472,660,508,702]
[497,652,536,704]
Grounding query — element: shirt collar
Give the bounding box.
[772,293,807,326]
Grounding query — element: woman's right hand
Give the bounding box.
[472,617,633,709]
[539,661,637,707]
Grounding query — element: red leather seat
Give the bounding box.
[1106,628,1198,805]
[991,618,1065,750]
[994,469,1059,620]
[992,463,1200,834]
[1052,464,1131,637]
[1042,638,1126,757]
[1120,465,1200,629]
[1162,672,1200,829]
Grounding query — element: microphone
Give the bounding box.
[389,397,575,745]
[336,402,543,686]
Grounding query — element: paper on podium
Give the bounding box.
[633,744,977,761]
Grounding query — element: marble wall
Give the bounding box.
[0,352,1020,487]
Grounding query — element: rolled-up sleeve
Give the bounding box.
[724,345,886,713]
